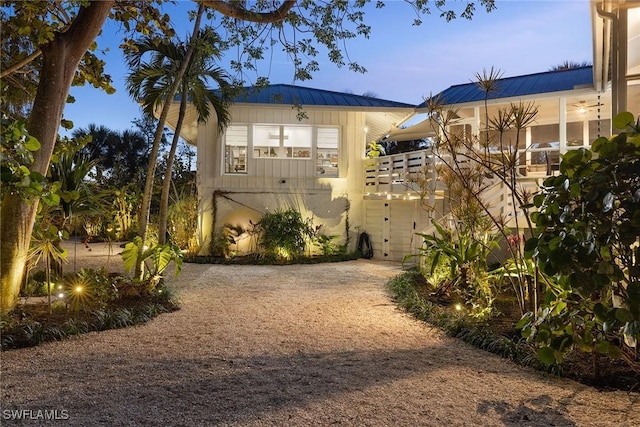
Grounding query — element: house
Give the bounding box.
[170,84,416,256]
[166,0,638,261]
[591,0,639,119]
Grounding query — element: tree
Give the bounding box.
[0,1,114,314]
[1,0,496,312]
[125,26,232,248]
[549,60,592,71]
[72,124,153,188]
[125,4,207,279]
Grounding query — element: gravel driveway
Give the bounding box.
[1,242,639,426]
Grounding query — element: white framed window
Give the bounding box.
[253,125,312,159]
[224,125,248,174]
[222,124,340,177]
[316,127,339,177]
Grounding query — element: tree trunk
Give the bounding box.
[0,2,113,314]
[134,5,205,278]
[158,92,188,245]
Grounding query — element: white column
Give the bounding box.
[473,106,481,150]
[559,97,567,154]
[525,127,532,166]
[583,116,590,147]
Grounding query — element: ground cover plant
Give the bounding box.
[386,270,640,392]
[1,267,179,351]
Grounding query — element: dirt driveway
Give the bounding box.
[1,242,639,426]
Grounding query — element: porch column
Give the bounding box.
[559,97,567,154]
[583,116,590,147]
[525,127,532,166]
[473,106,481,150]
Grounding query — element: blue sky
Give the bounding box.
[62,0,593,134]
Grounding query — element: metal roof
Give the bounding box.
[232,84,416,109]
[421,66,594,107]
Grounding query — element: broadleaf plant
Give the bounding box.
[522,112,640,374]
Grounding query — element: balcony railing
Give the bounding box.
[364,145,565,197]
[364,149,437,196]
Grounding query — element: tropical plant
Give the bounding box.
[28,225,68,314]
[416,220,499,318]
[167,194,199,254]
[521,111,640,374]
[313,232,340,256]
[72,124,153,188]
[422,75,540,315]
[1,0,495,314]
[121,237,183,294]
[125,4,207,279]
[548,60,591,71]
[366,140,386,158]
[130,26,232,247]
[257,209,315,260]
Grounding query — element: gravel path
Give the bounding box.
[1,242,639,426]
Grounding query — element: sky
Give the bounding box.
[62,0,593,135]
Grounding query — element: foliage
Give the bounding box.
[210,0,495,85]
[314,233,341,256]
[415,221,499,319]
[423,76,539,316]
[62,268,119,312]
[1,280,178,351]
[257,209,315,261]
[72,124,153,189]
[366,140,386,158]
[0,118,59,205]
[386,270,539,367]
[121,237,183,288]
[168,194,199,255]
[0,0,496,314]
[522,112,640,373]
[28,224,68,314]
[133,26,233,246]
[108,186,140,241]
[209,231,232,258]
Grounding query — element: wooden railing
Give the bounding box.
[363,145,565,197]
[364,149,438,195]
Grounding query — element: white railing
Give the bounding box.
[364,149,438,195]
[363,146,564,197]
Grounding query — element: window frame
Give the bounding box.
[222,123,341,177]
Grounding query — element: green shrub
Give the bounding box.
[257,209,314,260]
[387,270,540,369]
[522,111,640,373]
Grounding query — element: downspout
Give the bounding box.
[596,1,619,117]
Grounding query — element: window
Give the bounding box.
[222,124,340,177]
[224,125,248,174]
[316,127,339,177]
[253,125,312,158]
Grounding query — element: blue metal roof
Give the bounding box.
[233,84,415,108]
[421,66,594,107]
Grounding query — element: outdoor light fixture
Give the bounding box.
[454,303,463,311]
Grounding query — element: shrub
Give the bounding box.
[522,111,640,374]
[257,209,314,260]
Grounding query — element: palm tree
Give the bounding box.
[549,60,591,71]
[157,28,232,246]
[72,124,120,184]
[125,4,207,278]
